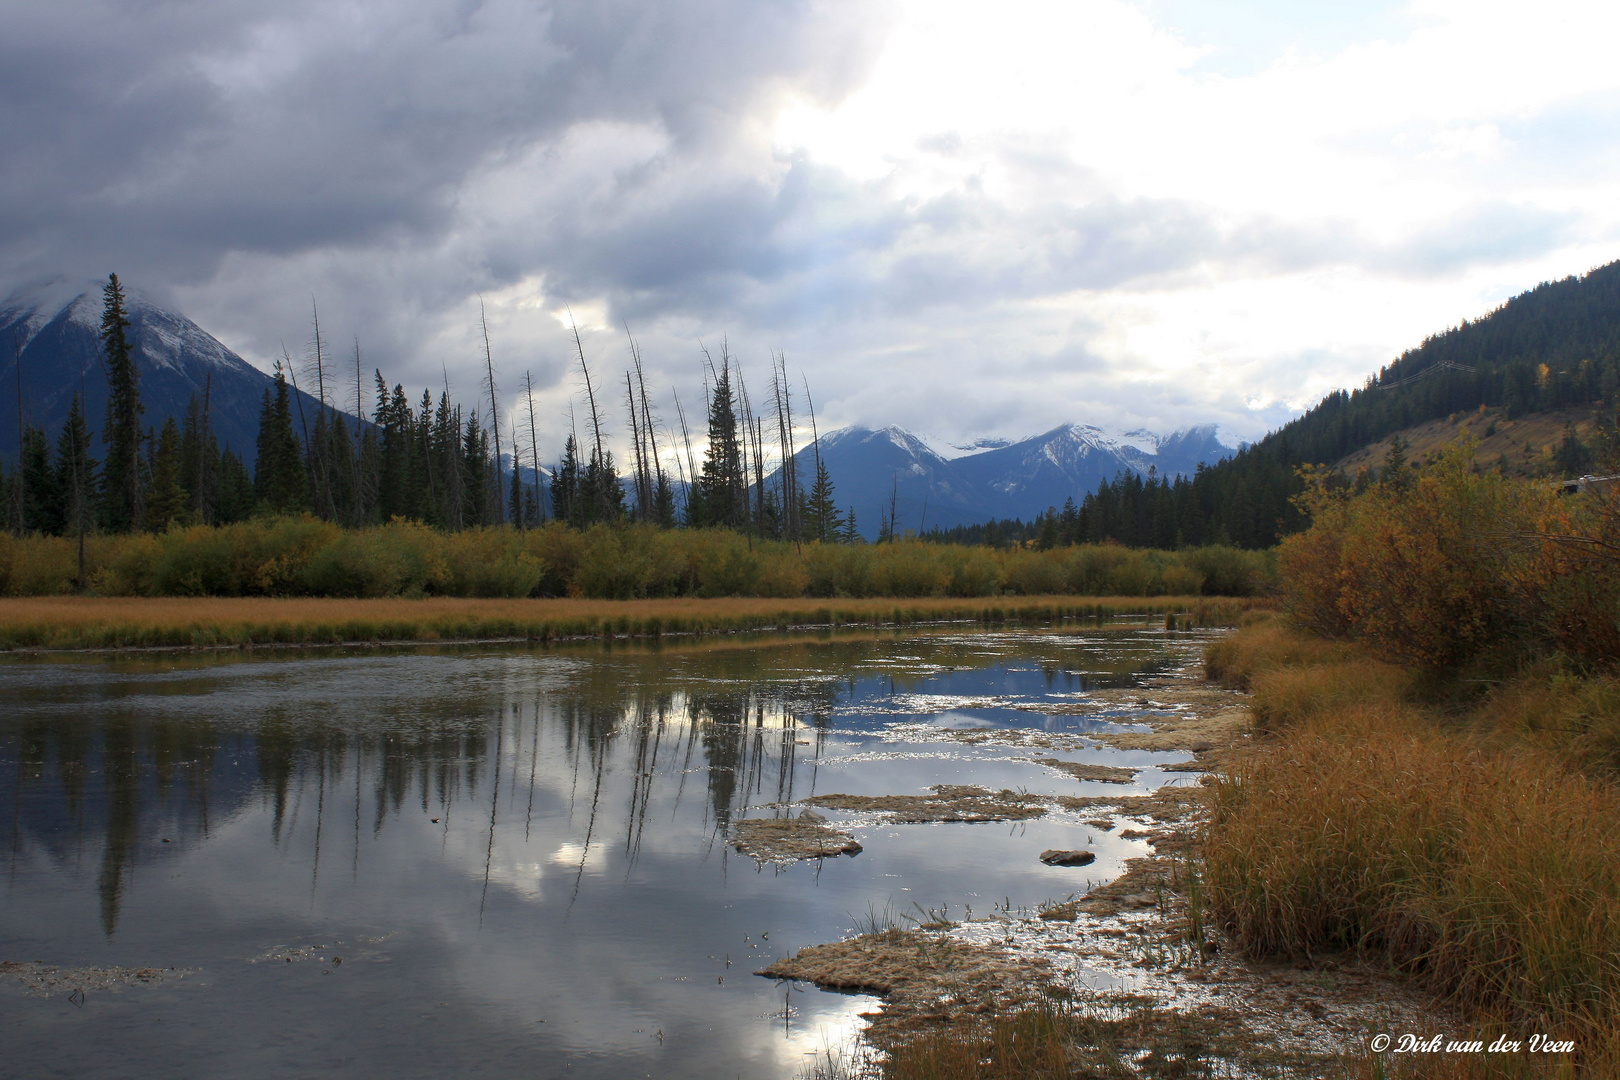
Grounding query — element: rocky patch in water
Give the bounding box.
[1032,757,1137,783]
[0,961,194,999]
[805,784,1046,823]
[756,929,1051,1047]
[729,810,864,862]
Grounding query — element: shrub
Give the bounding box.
[301,520,443,597]
[1002,550,1066,595]
[435,528,545,598]
[1180,545,1269,596]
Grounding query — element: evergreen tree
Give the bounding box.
[179,393,217,525]
[552,435,581,525]
[147,417,188,531]
[509,461,524,529]
[580,447,624,524]
[692,366,747,529]
[837,505,862,544]
[20,425,59,534]
[460,413,489,525]
[216,447,256,522]
[653,473,676,529]
[802,456,841,541]
[99,273,144,532]
[254,365,307,513]
[55,394,98,545]
[1554,427,1593,478]
[1381,436,1410,493]
[431,394,460,528]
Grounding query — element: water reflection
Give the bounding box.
[2,624,1202,1079]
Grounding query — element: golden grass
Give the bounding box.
[1202,619,1620,1074]
[0,594,1267,651]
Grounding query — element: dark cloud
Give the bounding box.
[0,0,888,283]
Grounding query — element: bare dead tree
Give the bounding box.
[672,388,697,522]
[11,329,24,534]
[352,338,368,525]
[626,325,667,523]
[480,299,505,524]
[624,370,649,520]
[510,414,524,531]
[293,304,338,519]
[525,370,543,523]
[281,343,320,512]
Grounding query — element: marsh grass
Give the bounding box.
[0,594,1264,651]
[1202,621,1620,1073]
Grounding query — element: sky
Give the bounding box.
[4,0,1620,458]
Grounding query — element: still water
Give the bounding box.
[1,622,1207,1079]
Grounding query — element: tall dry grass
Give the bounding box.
[1202,621,1620,1072]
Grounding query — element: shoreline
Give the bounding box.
[0,594,1267,653]
[752,638,1453,1075]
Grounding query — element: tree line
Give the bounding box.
[1,275,866,557]
[994,258,1620,551]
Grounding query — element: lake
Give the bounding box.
[1,621,1210,1079]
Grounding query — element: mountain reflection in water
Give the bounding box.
[1,625,1198,1080]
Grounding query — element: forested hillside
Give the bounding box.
[1071,258,1620,549]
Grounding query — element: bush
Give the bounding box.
[0,518,1272,601]
[1180,545,1269,596]
[1277,441,1619,669]
[435,528,545,598]
[301,520,444,597]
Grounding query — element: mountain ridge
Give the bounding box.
[1,277,341,463]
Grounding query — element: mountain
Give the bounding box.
[1072,257,1620,549]
[1,278,1239,537]
[793,422,1236,538]
[0,278,339,463]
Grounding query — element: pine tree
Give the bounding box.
[580,446,624,524]
[216,447,256,522]
[254,365,307,513]
[552,435,581,525]
[460,413,489,525]
[803,456,840,541]
[147,417,188,531]
[55,395,98,543]
[99,273,144,532]
[179,392,218,525]
[20,425,59,534]
[838,505,862,544]
[693,365,746,529]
